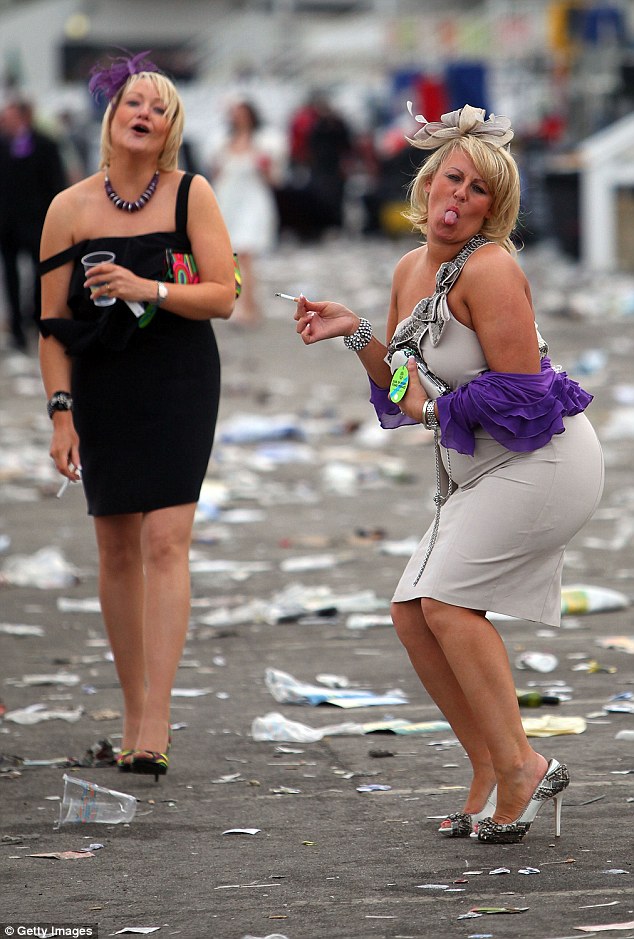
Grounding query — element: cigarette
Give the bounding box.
[56,467,82,498]
[275,292,300,302]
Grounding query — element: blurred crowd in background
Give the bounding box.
[1,0,633,345]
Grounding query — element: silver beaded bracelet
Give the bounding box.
[343,317,373,352]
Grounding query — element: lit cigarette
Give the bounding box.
[275,292,300,302]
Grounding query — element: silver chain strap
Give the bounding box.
[412,428,453,586]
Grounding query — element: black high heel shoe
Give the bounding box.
[131,749,169,782]
[438,785,497,838]
[131,734,171,783]
[474,759,569,844]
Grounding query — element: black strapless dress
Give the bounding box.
[39,173,221,517]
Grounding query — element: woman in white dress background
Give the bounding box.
[210,100,279,326]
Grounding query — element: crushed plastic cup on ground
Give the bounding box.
[57,774,137,826]
[515,651,559,673]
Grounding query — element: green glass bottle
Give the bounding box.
[517,690,561,707]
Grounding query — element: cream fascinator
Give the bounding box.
[406,101,514,150]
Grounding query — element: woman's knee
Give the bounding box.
[142,529,184,571]
[142,509,194,571]
[391,600,428,648]
[95,518,142,574]
[419,596,450,635]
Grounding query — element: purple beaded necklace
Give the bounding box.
[104,170,159,212]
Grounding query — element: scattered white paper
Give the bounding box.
[113,929,161,936]
[0,623,45,636]
[576,922,634,933]
[4,704,84,724]
[222,828,261,836]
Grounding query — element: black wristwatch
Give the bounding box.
[47,390,73,419]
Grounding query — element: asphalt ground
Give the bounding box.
[1,236,633,939]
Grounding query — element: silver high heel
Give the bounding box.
[438,785,497,838]
[474,758,569,844]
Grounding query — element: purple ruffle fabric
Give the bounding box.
[436,358,592,455]
[368,358,593,454]
[368,377,418,429]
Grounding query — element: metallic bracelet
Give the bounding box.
[47,390,73,419]
[343,317,373,352]
[422,399,439,430]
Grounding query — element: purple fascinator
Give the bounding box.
[88,50,161,105]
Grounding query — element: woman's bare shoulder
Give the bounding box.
[393,243,426,278]
[466,242,525,282]
[47,174,102,219]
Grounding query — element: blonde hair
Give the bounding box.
[405,136,521,255]
[99,71,184,171]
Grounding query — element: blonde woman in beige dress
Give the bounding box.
[292,104,604,844]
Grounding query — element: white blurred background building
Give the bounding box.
[1,0,633,270]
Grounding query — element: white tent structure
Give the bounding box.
[580,110,634,272]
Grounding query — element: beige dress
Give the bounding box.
[390,240,604,627]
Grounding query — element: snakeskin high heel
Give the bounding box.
[474,758,569,844]
[438,785,497,838]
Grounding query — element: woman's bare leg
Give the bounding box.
[421,597,548,824]
[93,513,145,752]
[392,599,496,812]
[136,502,197,754]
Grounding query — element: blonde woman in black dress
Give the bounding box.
[39,53,236,780]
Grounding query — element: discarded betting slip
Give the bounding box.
[264,667,407,707]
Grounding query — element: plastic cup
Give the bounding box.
[57,773,137,826]
[81,250,116,307]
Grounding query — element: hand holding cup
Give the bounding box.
[81,251,116,307]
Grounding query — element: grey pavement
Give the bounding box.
[1,235,634,939]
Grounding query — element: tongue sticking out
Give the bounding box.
[444,210,458,226]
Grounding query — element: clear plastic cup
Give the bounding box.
[57,773,137,826]
[81,250,116,307]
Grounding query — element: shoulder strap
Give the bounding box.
[434,234,489,295]
[175,172,195,233]
[39,241,88,276]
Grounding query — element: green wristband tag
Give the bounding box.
[389,364,409,403]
